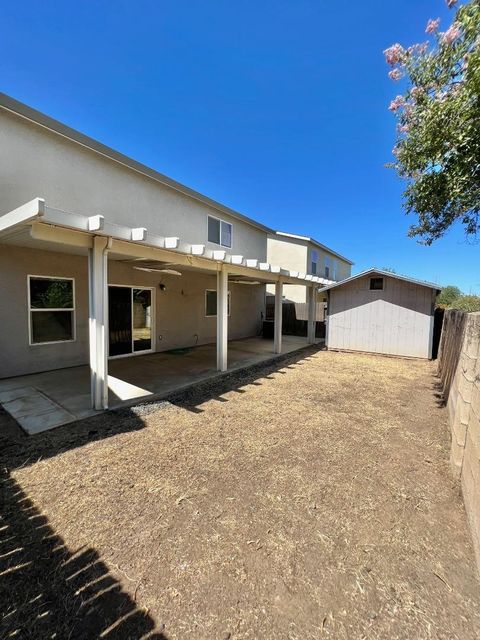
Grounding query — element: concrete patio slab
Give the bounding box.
[0,336,315,434]
[0,386,75,434]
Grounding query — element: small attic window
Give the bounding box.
[370,277,384,291]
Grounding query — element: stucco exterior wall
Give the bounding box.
[266,235,352,304]
[0,245,265,378]
[326,275,434,358]
[0,109,267,261]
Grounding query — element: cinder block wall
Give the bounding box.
[438,310,480,569]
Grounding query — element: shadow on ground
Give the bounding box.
[0,345,321,639]
[0,471,167,639]
[0,344,322,472]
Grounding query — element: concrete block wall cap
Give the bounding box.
[191,244,205,255]
[231,255,244,265]
[246,259,258,268]
[289,271,299,278]
[212,250,226,260]
[270,265,281,273]
[259,263,270,271]
[305,274,314,281]
[298,273,306,280]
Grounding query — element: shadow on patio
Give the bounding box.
[0,342,323,470]
[0,336,316,434]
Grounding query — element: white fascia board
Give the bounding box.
[0,197,45,233]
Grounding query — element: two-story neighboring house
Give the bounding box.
[266,231,353,309]
[0,94,324,417]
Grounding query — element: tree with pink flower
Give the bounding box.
[385,0,480,244]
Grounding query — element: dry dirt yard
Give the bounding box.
[1,347,480,640]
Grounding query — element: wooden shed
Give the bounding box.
[319,269,441,359]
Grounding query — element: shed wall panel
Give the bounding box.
[327,275,433,358]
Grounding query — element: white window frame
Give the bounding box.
[205,289,231,317]
[108,284,156,359]
[207,215,233,249]
[332,259,338,281]
[28,275,76,346]
[324,256,331,279]
[311,250,318,275]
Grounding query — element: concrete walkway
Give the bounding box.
[0,336,311,434]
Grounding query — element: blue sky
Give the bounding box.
[1,0,478,292]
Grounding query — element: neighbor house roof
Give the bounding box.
[317,268,441,293]
[0,92,274,235]
[275,231,354,265]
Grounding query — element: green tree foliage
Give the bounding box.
[384,0,480,244]
[436,284,462,306]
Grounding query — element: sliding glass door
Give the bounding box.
[108,286,153,357]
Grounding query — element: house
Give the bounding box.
[319,269,441,359]
[266,231,353,321]
[0,93,324,415]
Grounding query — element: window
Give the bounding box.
[311,250,318,275]
[28,276,75,344]
[370,277,384,291]
[205,289,231,317]
[208,215,233,248]
[333,259,338,281]
[324,256,331,279]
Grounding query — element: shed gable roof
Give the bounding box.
[318,268,441,293]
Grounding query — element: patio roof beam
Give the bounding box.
[2,199,323,287]
[0,197,45,234]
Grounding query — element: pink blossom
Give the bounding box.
[397,123,410,134]
[384,43,405,66]
[425,18,440,33]
[410,86,425,101]
[407,42,428,55]
[446,0,458,8]
[389,95,406,112]
[442,23,462,44]
[388,68,402,81]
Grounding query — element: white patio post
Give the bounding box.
[307,285,317,344]
[274,279,283,354]
[216,267,229,371]
[88,236,109,409]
